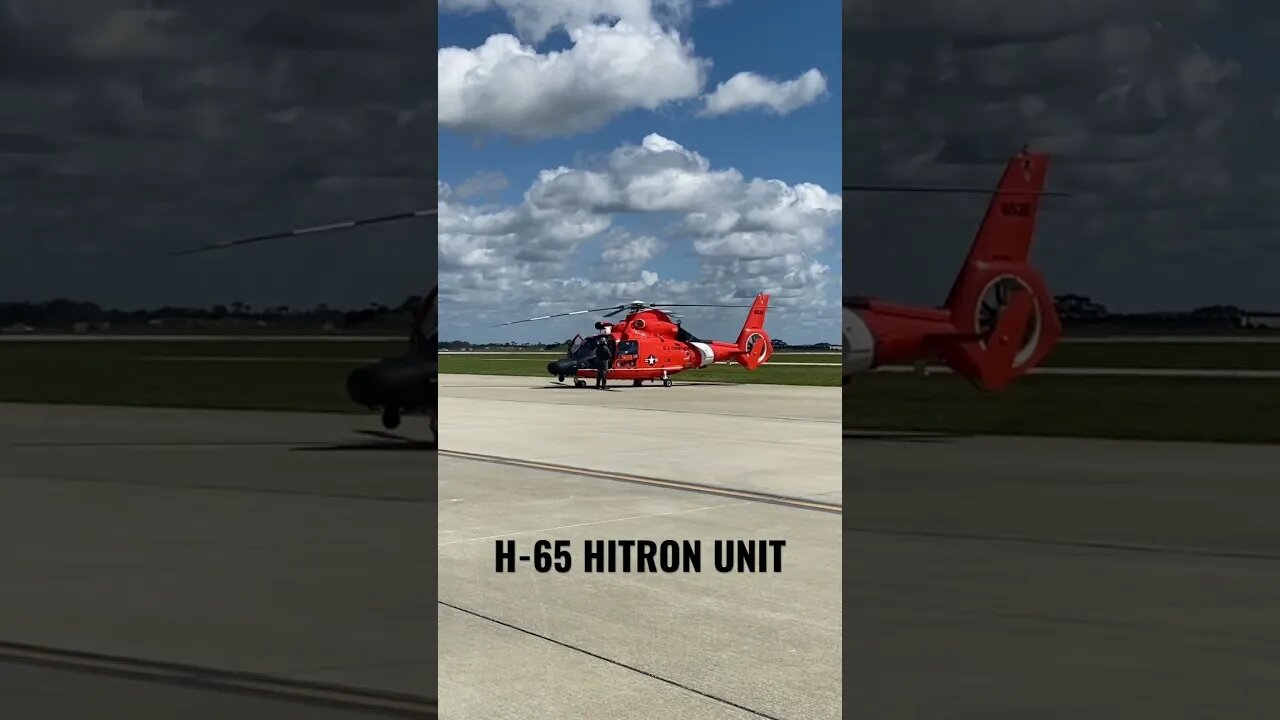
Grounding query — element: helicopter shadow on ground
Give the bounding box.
[292,429,436,452]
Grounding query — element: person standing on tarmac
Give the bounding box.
[593,333,613,389]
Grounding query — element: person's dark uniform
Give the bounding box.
[593,336,613,389]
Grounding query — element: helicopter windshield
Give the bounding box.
[569,335,603,360]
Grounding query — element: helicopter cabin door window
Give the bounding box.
[617,340,639,367]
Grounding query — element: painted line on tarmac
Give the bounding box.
[439,601,785,720]
[844,527,1280,562]
[439,448,841,514]
[0,640,435,717]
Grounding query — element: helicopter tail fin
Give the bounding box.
[937,150,1061,390]
[735,292,772,370]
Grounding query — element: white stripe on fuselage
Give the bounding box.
[689,342,715,368]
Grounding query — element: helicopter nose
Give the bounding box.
[547,358,577,377]
[346,364,381,407]
[347,355,434,411]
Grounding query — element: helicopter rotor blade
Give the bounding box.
[492,306,624,328]
[493,300,778,328]
[170,209,437,256]
[648,303,758,308]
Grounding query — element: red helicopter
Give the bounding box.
[843,148,1066,390]
[496,294,774,387]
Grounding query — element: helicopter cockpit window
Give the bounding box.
[618,340,638,356]
[569,336,602,360]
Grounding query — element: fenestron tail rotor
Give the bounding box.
[170,209,437,256]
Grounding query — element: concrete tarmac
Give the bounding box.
[0,403,434,714]
[846,431,1280,718]
[439,374,841,501]
[438,374,842,720]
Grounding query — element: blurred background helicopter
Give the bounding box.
[173,210,436,436]
[843,147,1068,391]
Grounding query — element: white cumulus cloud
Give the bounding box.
[439,1,709,139]
[439,0,697,43]
[438,134,841,341]
[699,68,828,116]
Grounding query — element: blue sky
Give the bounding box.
[438,0,842,344]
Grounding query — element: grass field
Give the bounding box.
[845,373,1280,444]
[3,340,1278,443]
[1044,342,1280,369]
[0,341,401,413]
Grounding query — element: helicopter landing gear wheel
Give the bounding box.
[663,379,672,387]
[574,379,587,388]
[381,407,401,430]
[633,379,643,387]
[558,375,565,382]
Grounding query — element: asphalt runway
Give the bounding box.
[0,403,435,717]
[846,431,1280,718]
[0,662,422,720]
[437,374,842,720]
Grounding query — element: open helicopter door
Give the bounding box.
[411,286,436,354]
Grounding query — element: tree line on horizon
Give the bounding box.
[437,294,1279,348]
[0,296,424,330]
[2,293,1274,335]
